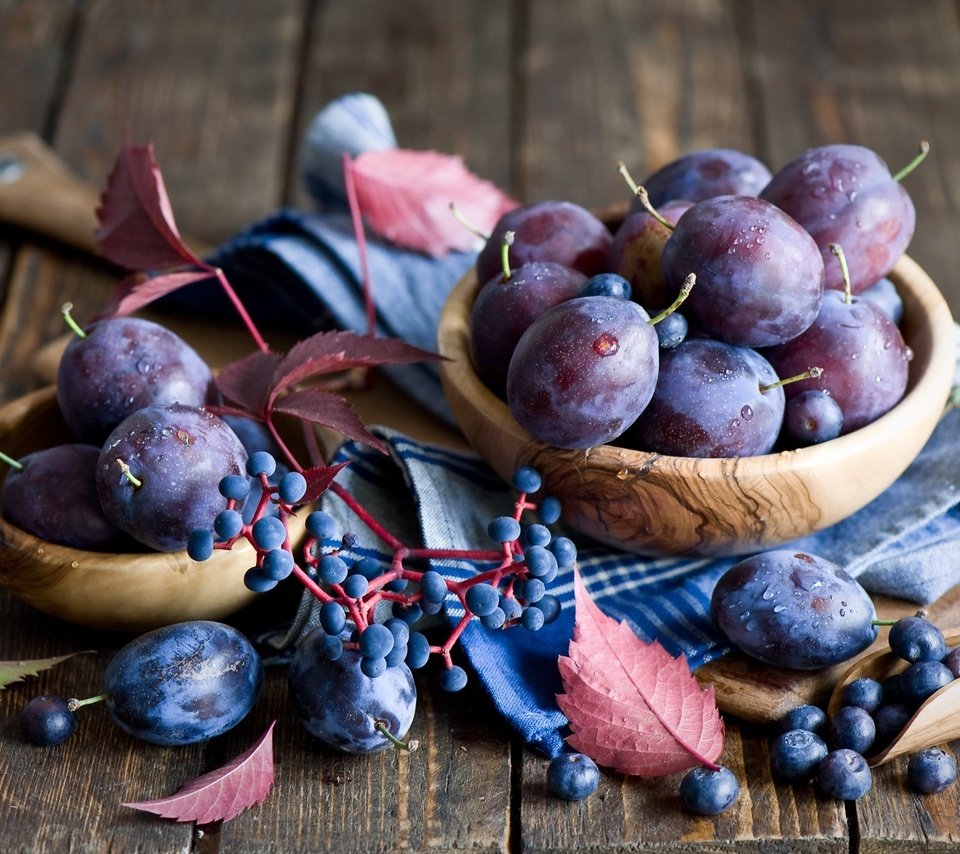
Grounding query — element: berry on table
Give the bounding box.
[547,753,601,801]
[830,706,876,755]
[889,614,948,663]
[779,704,827,736]
[20,695,77,746]
[907,747,958,794]
[770,729,829,782]
[840,677,884,714]
[817,749,872,801]
[679,765,740,815]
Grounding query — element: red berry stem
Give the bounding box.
[342,153,376,337]
[329,481,404,551]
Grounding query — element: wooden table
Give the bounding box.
[2,2,959,851]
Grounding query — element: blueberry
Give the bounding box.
[841,677,884,714]
[907,747,958,794]
[817,749,872,801]
[525,546,559,578]
[873,703,912,749]
[579,272,632,300]
[244,567,278,593]
[481,608,507,629]
[679,765,740,815]
[20,695,76,746]
[900,660,954,703]
[830,706,876,755]
[521,606,545,631]
[779,704,827,736]
[770,729,829,782]
[547,753,601,801]
[359,624,395,660]
[518,578,545,604]
[538,594,562,624]
[655,312,688,350]
[360,656,387,679]
[889,615,947,663]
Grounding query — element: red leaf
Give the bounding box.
[270,330,442,400]
[350,148,517,256]
[106,269,216,318]
[301,461,350,503]
[216,351,282,417]
[556,572,725,777]
[96,142,204,271]
[122,721,276,824]
[271,388,387,454]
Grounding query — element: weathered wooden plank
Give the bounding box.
[519,0,761,207]
[741,0,960,314]
[518,721,847,852]
[296,0,514,201]
[53,0,303,246]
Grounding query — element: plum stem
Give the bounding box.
[116,459,142,489]
[829,243,854,304]
[616,162,675,230]
[892,141,930,183]
[449,202,490,241]
[0,450,22,470]
[373,718,419,752]
[648,273,695,326]
[61,302,87,339]
[760,366,823,394]
[67,694,108,711]
[500,230,515,281]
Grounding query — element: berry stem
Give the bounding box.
[330,481,404,551]
[291,564,335,604]
[648,274,695,326]
[342,153,376,336]
[892,141,930,183]
[67,693,108,711]
[829,243,854,304]
[211,267,270,352]
[441,614,474,655]
[61,302,87,339]
[0,450,23,471]
[760,366,823,394]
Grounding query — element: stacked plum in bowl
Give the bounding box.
[438,145,956,557]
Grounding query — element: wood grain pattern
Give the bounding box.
[437,255,956,558]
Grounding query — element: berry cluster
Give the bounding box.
[188,462,573,691]
[770,611,959,800]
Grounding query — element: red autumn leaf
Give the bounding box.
[350,148,517,257]
[556,572,725,777]
[216,350,283,417]
[122,721,276,824]
[105,269,217,318]
[271,388,387,454]
[301,461,351,503]
[270,330,443,401]
[96,142,205,271]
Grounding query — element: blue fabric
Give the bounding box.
[220,94,960,757]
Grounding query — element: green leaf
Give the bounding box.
[0,651,95,689]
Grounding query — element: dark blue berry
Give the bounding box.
[841,677,884,714]
[481,608,507,629]
[771,729,828,782]
[406,632,431,669]
[889,615,947,663]
[907,747,958,794]
[252,515,287,550]
[440,665,468,692]
[679,765,740,815]
[549,537,577,568]
[488,515,521,543]
[786,390,844,445]
[393,602,424,625]
[521,606,545,631]
[384,618,410,648]
[538,594,562,624]
[881,673,905,704]
[873,703,912,749]
[306,510,338,541]
[342,574,369,599]
[319,554,348,585]
[579,272,632,300]
[261,547,295,581]
[320,602,346,636]
[525,546,558,578]
[547,753,601,800]
[524,524,552,547]
[422,599,444,616]
[352,557,383,580]
[277,470,307,504]
[214,508,244,540]
[466,583,500,617]
[830,706,876,755]
[420,570,448,604]
[20,695,76,746]
[500,596,523,622]
[246,450,277,478]
[779,704,827,736]
[219,474,251,501]
[817,749,872,800]
[385,644,408,668]
[900,660,954,703]
[244,567,278,593]
[359,624,395,659]
[321,634,343,661]
[518,578,545,604]
[512,467,542,493]
[360,656,387,679]
[539,496,562,525]
[187,528,215,562]
[655,312,688,350]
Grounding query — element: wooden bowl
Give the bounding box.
[438,254,957,557]
[0,386,308,631]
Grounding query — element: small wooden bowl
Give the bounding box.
[438,254,957,557]
[0,386,308,631]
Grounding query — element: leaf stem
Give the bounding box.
[342,154,376,337]
[212,267,270,352]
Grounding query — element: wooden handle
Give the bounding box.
[0,132,102,255]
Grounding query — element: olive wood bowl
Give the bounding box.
[438,254,957,557]
[0,385,309,631]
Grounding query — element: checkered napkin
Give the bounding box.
[213,94,960,756]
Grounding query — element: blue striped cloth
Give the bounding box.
[223,94,960,756]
